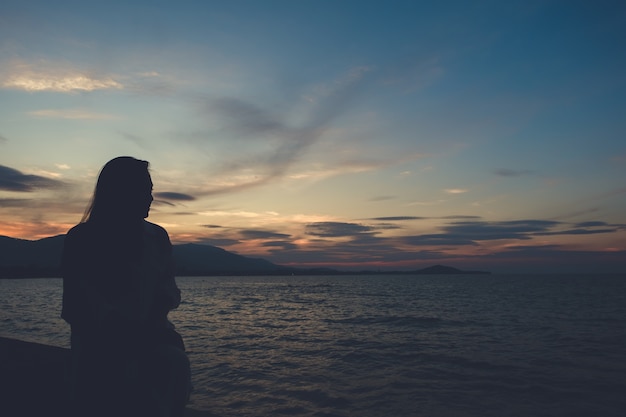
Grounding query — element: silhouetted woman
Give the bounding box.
[62,156,190,417]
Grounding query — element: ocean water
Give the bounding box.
[1,274,625,417]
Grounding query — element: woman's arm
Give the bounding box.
[147,223,182,322]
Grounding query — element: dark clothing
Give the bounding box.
[62,220,189,417]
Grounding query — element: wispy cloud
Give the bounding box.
[444,188,468,194]
[29,109,118,120]
[1,60,123,93]
[209,97,284,137]
[0,134,7,144]
[118,131,153,149]
[286,158,404,182]
[369,195,396,202]
[189,67,373,196]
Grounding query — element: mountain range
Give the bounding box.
[0,234,489,278]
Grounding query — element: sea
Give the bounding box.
[1,274,625,417]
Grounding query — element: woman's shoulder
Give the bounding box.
[143,221,172,255]
[63,222,99,253]
[143,220,170,239]
[65,222,92,240]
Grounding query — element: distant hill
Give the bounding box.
[0,235,290,278]
[0,235,489,278]
[172,243,291,276]
[0,235,66,278]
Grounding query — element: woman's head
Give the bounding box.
[82,156,153,223]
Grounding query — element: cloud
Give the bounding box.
[193,237,241,247]
[0,134,7,144]
[434,219,623,241]
[152,201,175,208]
[189,67,373,196]
[553,207,601,221]
[268,235,451,267]
[368,215,480,221]
[118,131,156,150]
[402,235,478,246]
[369,195,396,202]
[0,164,66,192]
[441,220,560,240]
[1,60,123,93]
[306,66,371,126]
[185,226,292,249]
[493,168,534,177]
[209,97,284,136]
[188,213,625,272]
[305,222,374,238]
[370,216,427,221]
[137,72,161,78]
[444,188,468,194]
[408,199,447,206]
[534,228,618,236]
[0,198,34,207]
[286,155,422,184]
[575,221,608,228]
[262,240,298,251]
[154,192,196,201]
[371,223,403,230]
[202,96,315,175]
[240,229,291,240]
[28,109,118,120]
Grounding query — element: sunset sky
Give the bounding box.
[1,0,625,273]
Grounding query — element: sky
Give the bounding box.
[1,0,625,273]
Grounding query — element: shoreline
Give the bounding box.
[0,336,214,417]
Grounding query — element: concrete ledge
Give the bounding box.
[0,336,215,417]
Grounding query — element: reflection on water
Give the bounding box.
[1,275,626,416]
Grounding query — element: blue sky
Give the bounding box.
[1,0,625,273]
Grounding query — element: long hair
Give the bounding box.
[82,156,151,224]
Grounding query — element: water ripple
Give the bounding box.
[2,275,626,416]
